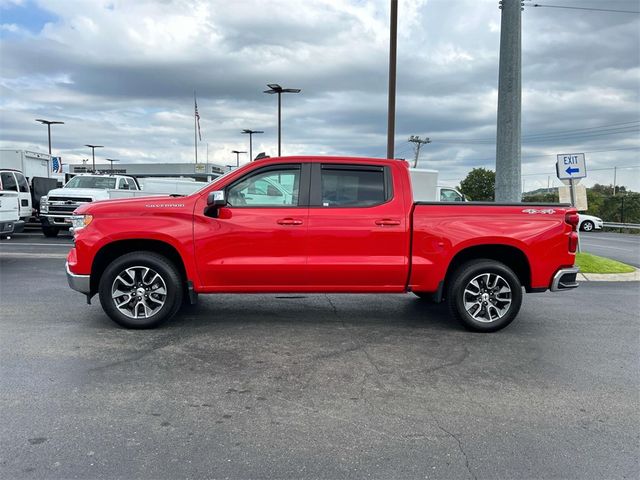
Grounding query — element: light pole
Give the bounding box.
[231,150,247,167]
[106,158,120,173]
[84,144,103,172]
[263,84,301,156]
[241,129,264,161]
[35,119,64,155]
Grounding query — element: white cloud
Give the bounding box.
[0,0,638,190]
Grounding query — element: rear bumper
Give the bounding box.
[550,267,580,292]
[66,262,91,294]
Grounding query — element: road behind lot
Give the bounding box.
[0,252,639,479]
[581,231,640,267]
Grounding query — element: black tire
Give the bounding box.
[446,259,522,332]
[581,220,594,232]
[42,226,59,237]
[98,251,183,329]
[413,292,438,303]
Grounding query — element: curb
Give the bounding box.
[579,270,640,282]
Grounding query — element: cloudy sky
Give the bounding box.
[1,0,639,190]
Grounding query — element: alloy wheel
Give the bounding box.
[463,273,512,323]
[111,266,167,319]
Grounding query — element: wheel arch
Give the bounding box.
[444,244,532,295]
[90,239,188,296]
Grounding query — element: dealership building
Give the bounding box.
[70,162,227,181]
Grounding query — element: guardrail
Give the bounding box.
[603,222,640,230]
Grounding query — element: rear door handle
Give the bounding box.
[375,219,401,226]
[277,218,303,226]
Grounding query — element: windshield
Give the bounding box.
[65,176,117,189]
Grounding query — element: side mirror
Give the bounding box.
[207,190,226,207]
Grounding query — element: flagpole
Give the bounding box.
[194,91,198,164]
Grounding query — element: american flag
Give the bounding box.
[195,97,202,141]
[51,157,63,173]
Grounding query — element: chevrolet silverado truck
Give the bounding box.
[40,174,139,237]
[66,156,580,332]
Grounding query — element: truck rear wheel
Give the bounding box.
[447,259,522,332]
[42,226,59,237]
[98,251,183,329]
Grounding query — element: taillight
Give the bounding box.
[569,232,578,253]
[565,212,579,231]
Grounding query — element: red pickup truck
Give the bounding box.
[66,156,579,332]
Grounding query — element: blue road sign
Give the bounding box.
[556,153,587,180]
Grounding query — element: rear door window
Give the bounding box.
[319,165,388,207]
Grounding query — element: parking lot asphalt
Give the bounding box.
[580,231,640,267]
[1,243,639,479]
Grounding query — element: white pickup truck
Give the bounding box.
[0,190,20,238]
[40,174,140,237]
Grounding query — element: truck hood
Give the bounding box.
[46,187,111,200]
[75,194,192,214]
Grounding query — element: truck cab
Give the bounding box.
[40,174,139,237]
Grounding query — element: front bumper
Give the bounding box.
[66,262,91,294]
[550,267,580,292]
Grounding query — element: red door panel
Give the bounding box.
[305,163,409,291]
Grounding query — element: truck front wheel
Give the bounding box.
[447,259,522,332]
[98,251,183,329]
[42,226,59,237]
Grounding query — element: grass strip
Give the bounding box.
[575,252,636,274]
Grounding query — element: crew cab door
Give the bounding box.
[305,163,409,291]
[193,163,310,290]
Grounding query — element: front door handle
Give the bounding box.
[277,218,303,226]
[375,219,401,226]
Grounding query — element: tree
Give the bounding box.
[458,168,495,201]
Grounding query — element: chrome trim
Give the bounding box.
[66,262,91,294]
[550,267,580,292]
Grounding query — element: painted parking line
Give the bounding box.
[0,252,68,259]
[581,243,636,252]
[0,243,72,247]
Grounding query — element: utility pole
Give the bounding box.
[386,0,398,159]
[408,135,431,168]
[495,0,523,202]
[613,166,617,196]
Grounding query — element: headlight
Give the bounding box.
[70,214,93,231]
[40,196,48,213]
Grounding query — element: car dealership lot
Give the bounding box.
[1,240,639,479]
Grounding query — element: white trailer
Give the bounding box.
[0,150,51,180]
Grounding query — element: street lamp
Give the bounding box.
[241,129,264,161]
[35,119,64,155]
[263,83,301,156]
[84,144,103,172]
[231,150,246,167]
[105,158,120,173]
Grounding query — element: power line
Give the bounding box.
[529,3,640,14]
[437,127,640,145]
[436,120,640,143]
